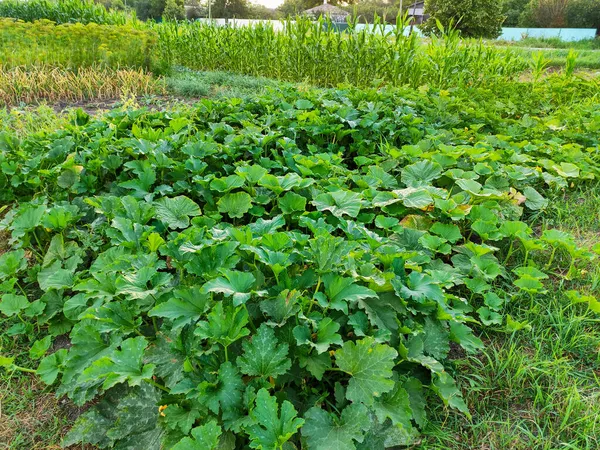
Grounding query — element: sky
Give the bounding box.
[251,0,285,9]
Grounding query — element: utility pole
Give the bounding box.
[208,0,211,19]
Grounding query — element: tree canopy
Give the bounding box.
[422,0,504,38]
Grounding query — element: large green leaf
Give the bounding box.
[372,383,413,430]
[80,337,155,391]
[278,191,307,214]
[155,195,201,229]
[246,388,304,450]
[149,287,209,328]
[293,317,343,354]
[37,348,67,385]
[523,186,548,211]
[0,294,30,317]
[432,372,471,418]
[38,260,74,291]
[302,404,370,450]
[197,361,244,417]
[392,271,445,305]
[237,323,291,378]
[323,274,377,314]
[401,160,443,187]
[217,192,253,218]
[313,190,362,218]
[202,270,258,306]
[0,249,27,280]
[63,383,160,448]
[335,337,397,405]
[195,301,250,348]
[172,420,222,450]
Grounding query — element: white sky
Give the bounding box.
[251,0,285,9]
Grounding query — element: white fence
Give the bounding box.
[195,19,597,42]
[500,28,597,42]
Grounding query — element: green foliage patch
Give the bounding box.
[0,18,160,71]
[155,16,528,90]
[0,83,599,448]
[0,0,132,25]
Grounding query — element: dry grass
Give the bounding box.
[0,66,165,106]
[0,374,93,449]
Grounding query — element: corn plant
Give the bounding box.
[154,15,528,89]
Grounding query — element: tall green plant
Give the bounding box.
[0,18,162,71]
[0,0,133,24]
[155,15,526,89]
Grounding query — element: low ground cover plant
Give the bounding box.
[0,78,598,448]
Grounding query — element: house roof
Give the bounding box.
[303,3,349,17]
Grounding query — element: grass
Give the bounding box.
[421,185,600,450]
[498,37,600,51]
[0,374,78,449]
[0,105,68,136]
[164,68,292,99]
[516,48,600,70]
[487,37,600,69]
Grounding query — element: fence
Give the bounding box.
[499,28,597,42]
[194,20,597,42]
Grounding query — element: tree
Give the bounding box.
[502,0,529,26]
[129,0,166,20]
[421,0,504,38]
[185,0,207,19]
[277,0,308,17]
[566,0,600,31]
[345,1,402,24]
[211,0,249,18]
[163,0,185,19]
[248,4,281,20]
[519,0,569,27]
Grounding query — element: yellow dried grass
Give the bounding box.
[0,66,165,106]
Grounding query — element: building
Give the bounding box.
[303,1,350,23]
[406,1,428,24]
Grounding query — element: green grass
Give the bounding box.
[0,368,76,449]
[504,47,600,70]
[421,185,600,450]
[0,105,68,136]
[499,37,600,51]
[164,68,293,99]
